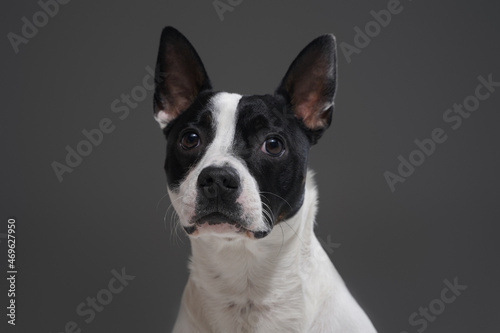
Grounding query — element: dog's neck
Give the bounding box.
[187,170,323,307]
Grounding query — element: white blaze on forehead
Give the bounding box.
[208,92,242,154]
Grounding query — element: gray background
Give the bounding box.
[2,0,499,332]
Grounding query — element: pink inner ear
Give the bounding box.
[293,82,330,130]
[169,85,195,113]
[159,75,199,121]
[295,103,328,130]
[155,90,195,128]
[157,50,205,123]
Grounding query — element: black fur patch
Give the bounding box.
[163,91,218,190]
[232,95,311,227]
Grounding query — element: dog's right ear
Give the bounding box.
[153,27,212,128]
[275,34,337,145]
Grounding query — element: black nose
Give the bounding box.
[197,166,240,199]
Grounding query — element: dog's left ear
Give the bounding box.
[153,27,212,128]
[276,34,337,144]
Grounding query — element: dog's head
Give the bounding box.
[153,27,337,240]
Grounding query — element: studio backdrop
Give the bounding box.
[1,0,499,332]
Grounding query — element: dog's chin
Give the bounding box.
[182,213,269,240]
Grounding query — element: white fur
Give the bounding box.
[155,110,174,129]
[172,171,377,332]
[168,92,269,234]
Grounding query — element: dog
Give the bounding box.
[152,27,377,333]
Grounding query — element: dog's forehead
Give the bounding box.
[235,95,287,124]
[210,92,242,121]
[205,93,293,154]
[176,93,286,132]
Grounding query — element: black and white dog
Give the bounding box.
[153,27,377,333]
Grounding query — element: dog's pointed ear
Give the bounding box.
[153,27,212,128]
[275,34,337,144]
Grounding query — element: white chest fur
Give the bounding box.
[172,172,377,333]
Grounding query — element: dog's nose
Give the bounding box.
[197,166,240,199]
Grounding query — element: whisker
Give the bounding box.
[261,201,275,225]
[259,191,292,209]
[163,195,186,230]
[169,207,185,246]
[155,192,170,211]
[157,195,187,246]
[169,208,177,240]
[259,191,305,259]
[283,220,305,246]
[271,223,285,259]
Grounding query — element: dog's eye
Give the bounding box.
[180,132,200,150]
[261,137,285,157]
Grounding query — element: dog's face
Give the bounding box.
[153,27,337,240]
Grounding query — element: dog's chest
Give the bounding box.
[189,243,308,332]
[207,296,305,333]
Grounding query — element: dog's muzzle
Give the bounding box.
[182,165,270,239]
[194,166,243,225]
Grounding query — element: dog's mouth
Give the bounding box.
[196,212,241,226]
[183,213,269,239]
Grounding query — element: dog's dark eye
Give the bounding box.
[261,137,285,157]
[180,132,200,150]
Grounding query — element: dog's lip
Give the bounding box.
[183,222,269,239]
[184,213,271,239]
[183,212,248,236]
[195,212,244,228]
